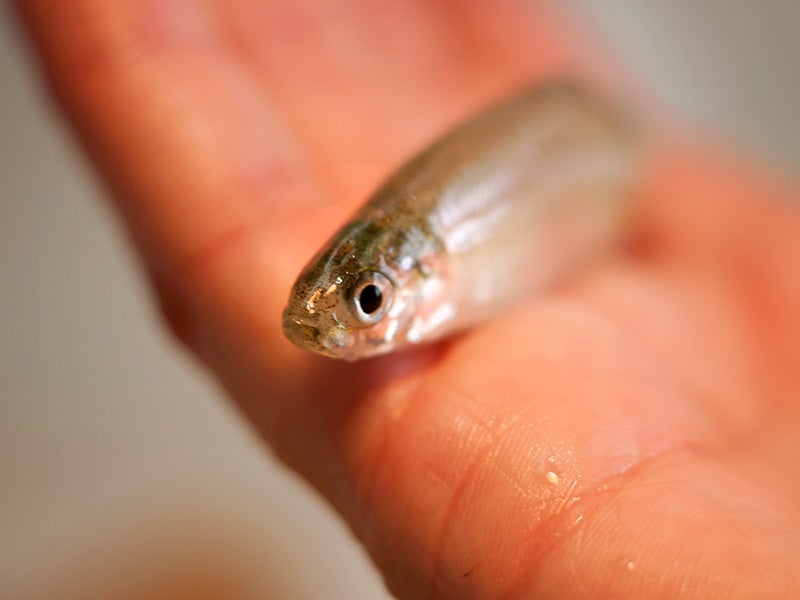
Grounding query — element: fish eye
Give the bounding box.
[359,284,382,315]
[352,271,393,325]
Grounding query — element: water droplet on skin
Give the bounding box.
[545,471,560,485]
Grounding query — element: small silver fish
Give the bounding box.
[283,83,638,360]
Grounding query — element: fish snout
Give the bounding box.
[282,314,321,349]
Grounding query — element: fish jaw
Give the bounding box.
[281,309,357,359]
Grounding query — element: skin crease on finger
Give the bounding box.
[16,0,800,598]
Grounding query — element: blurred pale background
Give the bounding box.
[1,2,797,598]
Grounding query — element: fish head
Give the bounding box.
[282,222,430,360]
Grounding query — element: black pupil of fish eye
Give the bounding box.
[358,284,383,315]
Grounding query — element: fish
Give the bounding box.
[282,83,639,360]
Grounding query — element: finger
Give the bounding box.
[216,0,583,164]
[633,145,800,409]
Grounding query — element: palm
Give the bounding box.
[20,0,800,597]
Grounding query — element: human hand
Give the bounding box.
[18,1,800,597]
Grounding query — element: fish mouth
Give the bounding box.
[282,315,322,350]
[282,311,356,359]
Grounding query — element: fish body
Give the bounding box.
[282,84,638,360]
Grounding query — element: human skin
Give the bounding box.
[16,1,800,598]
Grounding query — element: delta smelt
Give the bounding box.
[282,83,638,360]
